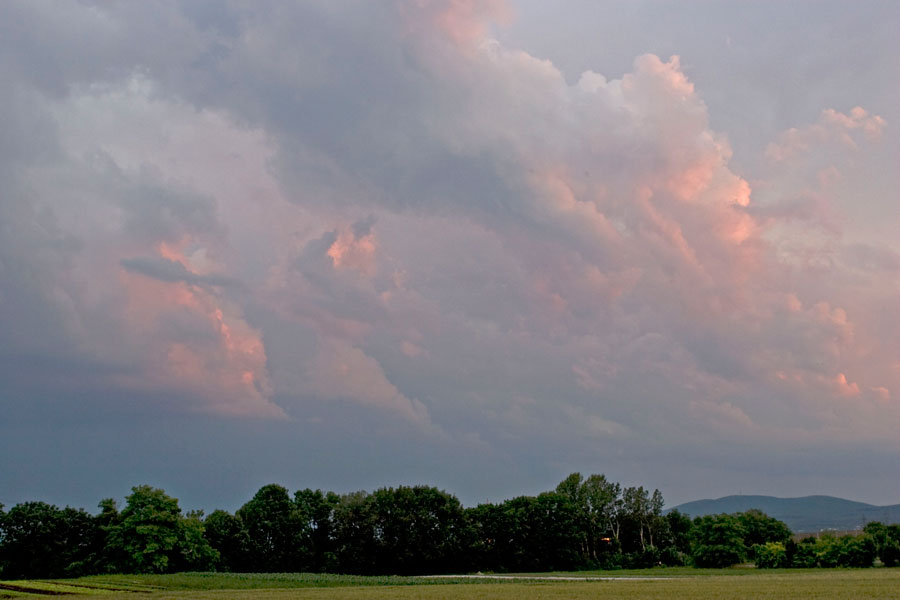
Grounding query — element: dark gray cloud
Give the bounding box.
[120,256,235,287]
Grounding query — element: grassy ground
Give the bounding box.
[4,569,900,599]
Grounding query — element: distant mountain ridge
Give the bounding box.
[670,495,900,533]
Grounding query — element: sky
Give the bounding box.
[1,0,899,513]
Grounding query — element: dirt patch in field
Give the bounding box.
[0,582,69,595]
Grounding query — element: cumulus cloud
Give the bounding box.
[766,107,886,162]
[1,0,899,506]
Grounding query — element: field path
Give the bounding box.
[420,574,674,581]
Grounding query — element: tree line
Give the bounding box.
[1,473,897,579]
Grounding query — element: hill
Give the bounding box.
[670,495,900,533]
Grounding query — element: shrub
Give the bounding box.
[753,542,788,568]
[690,514,746,568]
[659,546,686,566]
[815,533,876,568]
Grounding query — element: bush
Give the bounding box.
[839,535,876,568]
[882,539,900,567]
[790,540,818,568]
[753,542,788,568]
[659,546,686,566]
[690,514,746,568]
[815,534,876,568]
[622,546,661,568]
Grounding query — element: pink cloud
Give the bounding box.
[306,338,429,425]
[404,0,512,47]
[8,0,900,454]
[116,245,284,419]
[326,223,378,277]
[766,107,886,162]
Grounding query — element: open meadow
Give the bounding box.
[4,569,900,600]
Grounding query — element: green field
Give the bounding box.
[4,569,900,599]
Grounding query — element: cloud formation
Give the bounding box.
[1,0,898,508]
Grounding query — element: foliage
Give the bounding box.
[175,510,219,572]
[752,542,788,568]
[789,537,819,568]
[664,509,693,555]
[864,522,900,567]
[369,486,467,575]
[105,486,183,573]
[690,513,746,567]
[554,473,621,566]
[737,509,791,546]
[203,509,248,572]
[103,485,217,575]
[294,488,341,572]
[236,484,304,572]
[466,491,583,573]
[11,474,900,578]
[333,491,378,574]
[0,501,103,579]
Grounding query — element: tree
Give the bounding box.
[752,542,788,568]
[333,491,377,574]
[884,525,900,567]
[657,509,692,566]
[175,510,219,572]
[365,486,467,574]
[525,491,582,571]
[237,484,304,572]
[815,533,875,568]
[690,514,746,567]
[465,492,583,573]
[94,498,123,573]
[294,489,340,572]
[106,485,183,573]
[0,501,102,579]
[555,473,621,566]
[665,509,693,554]
[789,537,818,568]
[864,522,900,567]
[619,486,666,558]
[737,509,791,547]
[204,510,248,572]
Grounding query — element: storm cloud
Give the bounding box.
[1,0,899,511]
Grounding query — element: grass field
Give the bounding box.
[4,569,900,599]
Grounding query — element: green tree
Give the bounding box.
[555,473,621,565]
[0,502,101,579]
[94,498,123,573]
[526,491,583,571]
[466,492,582,573]
[665,509,693,554]
[752,541,788,568]
[294,489,340,572]
[365,486,467,574]
[814,533,875,567]
[237,484,304,572]
[619,486,666,562]
[463,502,502,572]
[690,513,746,567]
[204,510,248,572]
[106,485,183,573]
[884,525,900,567]
[333,491,377,574]
[864,522,900,567]
[175,510,219,571]
[789,537,818,567]
[737,509,791,547]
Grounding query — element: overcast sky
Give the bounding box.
[2,0,899,513]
